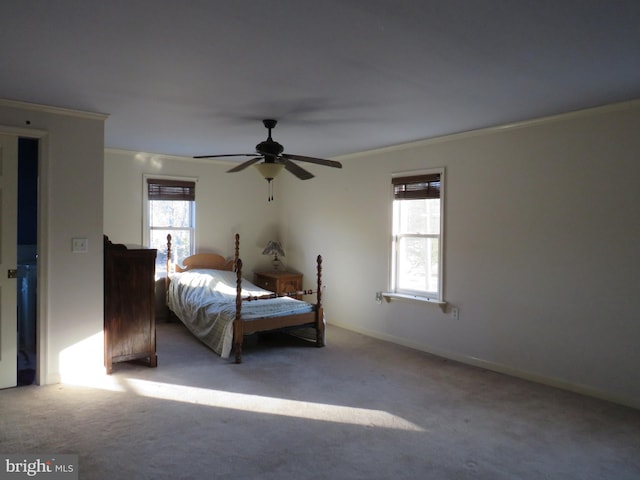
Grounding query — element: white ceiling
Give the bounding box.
[2,1,639,161]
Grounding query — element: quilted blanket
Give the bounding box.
[167,268,313,358]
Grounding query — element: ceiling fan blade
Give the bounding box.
[283,159,315,180]
[227,157,263,172]
[193,153,256,159]
[281,153,342,168]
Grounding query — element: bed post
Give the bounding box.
[234,258,244,363]
[234,233,240,271]
[165,234,172,304]
[315,254,325,347]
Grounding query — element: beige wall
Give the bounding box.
[0,100,106,384]
[278,101,640,408]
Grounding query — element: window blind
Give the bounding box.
[392,174,441,200]
[147,179,196,201]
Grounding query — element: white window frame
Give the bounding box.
[389,168,445,304]
[142,174,197,275]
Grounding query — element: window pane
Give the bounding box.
[149,200,191,228]
[397,236,439,293]
[150,229,191,276]
[395,199,440,235]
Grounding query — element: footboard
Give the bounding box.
[233,255,325,363]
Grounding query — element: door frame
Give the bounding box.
[0,125,49,385]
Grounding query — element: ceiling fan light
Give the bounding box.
[254,163,284,180]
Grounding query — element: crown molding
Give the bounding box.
[0,98,108,120]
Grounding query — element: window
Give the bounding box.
[144,177,196,278]
[391,170,444,301]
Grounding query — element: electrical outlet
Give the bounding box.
[375,291,383,304]
[451,307,459,320]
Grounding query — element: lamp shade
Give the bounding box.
[262,240,285,257]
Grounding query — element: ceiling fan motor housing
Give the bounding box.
[256,120,284,160]
[256,140,284,159]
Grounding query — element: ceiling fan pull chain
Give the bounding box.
[268,178,274,202]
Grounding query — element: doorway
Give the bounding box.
[17,137,38,385]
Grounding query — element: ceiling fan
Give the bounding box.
[194,119,342,200]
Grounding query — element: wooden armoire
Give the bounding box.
[104,236,158,374]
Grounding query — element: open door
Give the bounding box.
[0,134,18,389]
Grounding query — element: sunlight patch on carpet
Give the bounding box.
[124,378,424,431]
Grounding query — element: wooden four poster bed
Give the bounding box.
[165,234,325,363]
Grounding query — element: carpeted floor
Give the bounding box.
[1,322,639,479]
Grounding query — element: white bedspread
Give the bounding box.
[167,268,314,358]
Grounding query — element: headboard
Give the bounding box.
[165,233,240,304]
[166,233,240,274]
[175,253,235,272]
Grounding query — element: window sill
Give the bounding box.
[382,293,448,311]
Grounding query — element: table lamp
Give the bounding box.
[262,240,285,271]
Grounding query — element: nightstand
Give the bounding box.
[254,271,303,299]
